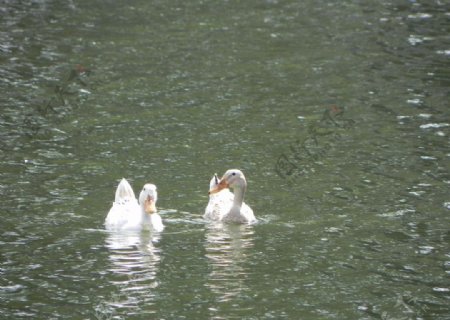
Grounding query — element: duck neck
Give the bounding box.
[232,180,246,209]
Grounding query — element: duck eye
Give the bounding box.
[232,172,236,176]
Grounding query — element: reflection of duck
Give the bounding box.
[105,178,164,232]
[98,231,161,318]
[204,222,254,307]
[205,169,256,224]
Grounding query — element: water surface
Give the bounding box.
[1,0,449,319]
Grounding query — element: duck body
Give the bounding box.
[204,174,234,221]
[204,170,256,224]
[105,178,164,232]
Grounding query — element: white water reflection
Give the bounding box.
[96,231,162,318]
[203,222,255,309]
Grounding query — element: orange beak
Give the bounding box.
[208,178,228,195]
[144,195,156,214]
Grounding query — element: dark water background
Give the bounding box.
[1,0,449,319]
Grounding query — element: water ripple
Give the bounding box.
[204,222,255,308]
[96,231,162,318]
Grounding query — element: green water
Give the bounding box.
[1,0,449,319]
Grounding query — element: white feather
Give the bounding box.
[204,170,256,224]
[105,178,164,232]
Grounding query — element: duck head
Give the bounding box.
[139,183,158,214]
[208,169,247,194]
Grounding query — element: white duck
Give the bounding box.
[204,173,234,221]
[204,169,256,224]
[105,178,164,232]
